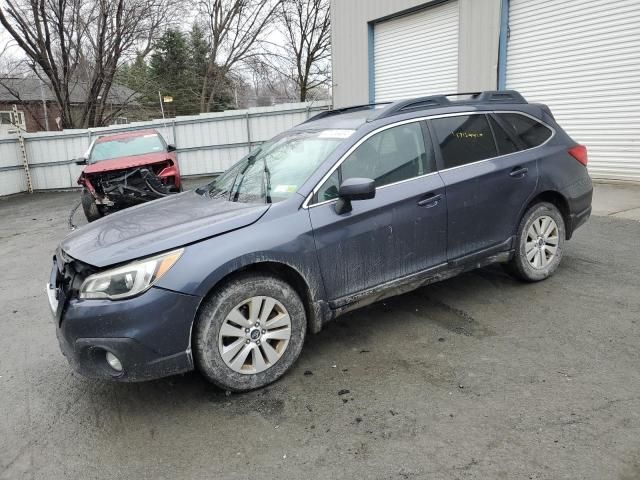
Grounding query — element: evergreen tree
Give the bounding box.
[150,29,194,116]
[117,23,238,118]
[189,23,209,84]
[189,23,235,112]
[115,54,158,121]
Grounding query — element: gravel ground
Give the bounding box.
[1,184,639,480]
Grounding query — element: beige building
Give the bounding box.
[330,0,640,182]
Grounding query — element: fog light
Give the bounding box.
[105,352,123,372]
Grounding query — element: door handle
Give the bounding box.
[417,193,442,208]
[509,166,528,178]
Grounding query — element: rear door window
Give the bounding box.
[497,113,552,148]
[431,114,497,169]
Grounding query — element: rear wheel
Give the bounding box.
[194,273,306,392]
[81,189,102,222]
[505,202,565,282]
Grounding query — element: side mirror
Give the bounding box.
[74,157,87,166]
[167,144,177,152]
[335,177,375,215]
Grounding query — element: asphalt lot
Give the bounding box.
[1,182,639,480]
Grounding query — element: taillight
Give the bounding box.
[568,145,588,166]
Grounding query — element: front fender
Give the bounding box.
[158,163,180,187]
[77,174,97,196]
[155,206,326,303]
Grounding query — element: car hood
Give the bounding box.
[61,190,270,267]
[83,152,172,174]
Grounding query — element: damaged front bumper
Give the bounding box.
[82,165,180,211]
[48,259,200,382]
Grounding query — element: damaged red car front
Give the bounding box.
[76,129,181,222]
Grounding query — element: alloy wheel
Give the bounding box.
[218,296,292,374]
[525,215,559,269]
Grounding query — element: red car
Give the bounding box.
[76,129,181,221]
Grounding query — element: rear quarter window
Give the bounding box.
[497,113,552,149]
[488,116,519,155]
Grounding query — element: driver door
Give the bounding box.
[307,121,448,301]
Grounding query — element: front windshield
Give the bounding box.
[206,129,353,203]
[89,133,166,162]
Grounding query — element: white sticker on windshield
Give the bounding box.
[318,129,355,139]
[274,184,297,193]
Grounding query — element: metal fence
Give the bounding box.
[0,100,331,197]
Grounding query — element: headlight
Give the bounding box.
[79,249,183,300]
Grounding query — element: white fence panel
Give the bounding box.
[0,140,19,168]
[0,168,26,196]
[0,100,330,196]
[0,139,23,196]
[25,131,90,190]
[178,146,249,177]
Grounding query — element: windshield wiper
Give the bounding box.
[231,150,260,202]
[263,155,272,204]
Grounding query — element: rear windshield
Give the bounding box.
[89,133,166,162]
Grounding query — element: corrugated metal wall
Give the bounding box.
[330,0,501,107]
[0,101,330,196]
[506,0,640,182]
[330,0,428,107]
[373,1,459,101]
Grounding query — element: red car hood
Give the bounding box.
[83,152,172,174]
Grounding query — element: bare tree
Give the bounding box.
[243,56,297,104]
[278,0,330,101]
[198,0,281,112]
[0,0,180,128]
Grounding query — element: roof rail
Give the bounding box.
[369,90,527,121]
[304,102,391,123]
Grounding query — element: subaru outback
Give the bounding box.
[47,91,592,391]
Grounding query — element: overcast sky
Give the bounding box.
[1,24,17,61]
[0,17,290,78]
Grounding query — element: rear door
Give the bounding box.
[430,112,538,261]
[308,121,447,301]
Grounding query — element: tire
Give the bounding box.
[194,273,307,392]
[505,202,565,282]
[81,189,102,222]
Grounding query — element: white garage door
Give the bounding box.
[506,0,640,181]
[374,1,459,102]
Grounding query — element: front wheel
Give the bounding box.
[194,273,306,392]
[81,189,102,222]
[505,202,565,282]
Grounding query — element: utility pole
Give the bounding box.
[158,91,165,119]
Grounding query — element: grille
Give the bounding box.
[54,248,95,299]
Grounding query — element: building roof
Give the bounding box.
[0,77,139,105]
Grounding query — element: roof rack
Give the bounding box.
[369,90,527,121]
[303,102,391,123]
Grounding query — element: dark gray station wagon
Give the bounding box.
[47,91,593,391]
